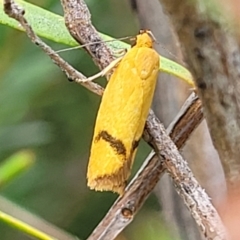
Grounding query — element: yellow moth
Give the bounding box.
[87,31,159,195]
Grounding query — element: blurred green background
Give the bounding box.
[0,0,170,239]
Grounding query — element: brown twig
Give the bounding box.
[60,0,114,70]
[3,0,103,96]
[3,1,228,239]
[146,110,227,240]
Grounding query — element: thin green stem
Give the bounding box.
[0,211,57,240]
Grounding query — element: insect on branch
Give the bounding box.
[88,93,227,240]
[60,1,228,239]
[3,0,228,239]
[88,93,201,240]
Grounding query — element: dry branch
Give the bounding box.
[3,0,103,96]
[60,0,114,70]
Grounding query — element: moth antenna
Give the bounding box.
[139,29,183,63]
[56,36,133,53]
[56,46,82,53]
[157,44,182,63]
[146,30,159,44]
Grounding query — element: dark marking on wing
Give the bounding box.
[126,138,140,169]
[95,130,127,156]
[132,139,140,152]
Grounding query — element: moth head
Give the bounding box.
[134,30,157,48]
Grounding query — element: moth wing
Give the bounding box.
[87,47,159,194]
[87,54,144,193]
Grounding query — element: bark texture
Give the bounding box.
[158,0,240,191]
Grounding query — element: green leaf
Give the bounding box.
[0,0,194,85]
[0,150,35,187]
[0,0,76,45]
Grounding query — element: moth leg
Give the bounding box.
[79,57,123,83]
[112,48,128,58]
